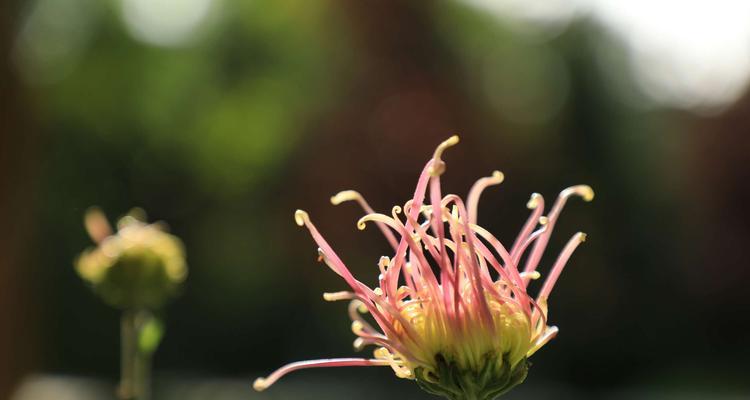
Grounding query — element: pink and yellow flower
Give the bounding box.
[254,136,593,399]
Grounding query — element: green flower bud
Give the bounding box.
[75,207,186,310]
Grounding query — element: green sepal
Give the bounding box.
[92,249,181,310]
[415,352,529,400]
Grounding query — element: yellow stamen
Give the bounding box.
[294,209,309,226]
[253,378,268,391]
[520,271,541,280]
[526,193,542,209]
[490,170,504,183]
[352,320,365,335]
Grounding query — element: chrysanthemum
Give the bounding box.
[254,136,593,399]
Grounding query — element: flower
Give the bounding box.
[254,136,593,399]
[76,207,187,310]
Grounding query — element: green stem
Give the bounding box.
[119,310,153,400]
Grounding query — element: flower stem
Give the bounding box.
[118,310,153,400]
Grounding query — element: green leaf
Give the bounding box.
[138,316,164,355]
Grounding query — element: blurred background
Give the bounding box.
[2,0,750,399]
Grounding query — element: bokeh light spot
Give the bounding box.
[590,0,750,112]
[121,0,216,47]
[13,0,97,85]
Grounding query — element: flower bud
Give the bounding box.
[75,207,186,310]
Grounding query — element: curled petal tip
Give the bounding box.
[351,320,365,334]
[356,216,368,230]
[564,185,594,202]
[527,193,542,209]
[331,190,361,205]
[491,170,505,183]
[294,210,309,226]
[429,135,461,176]
[253,377,268,392]
[580,186,595,202]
